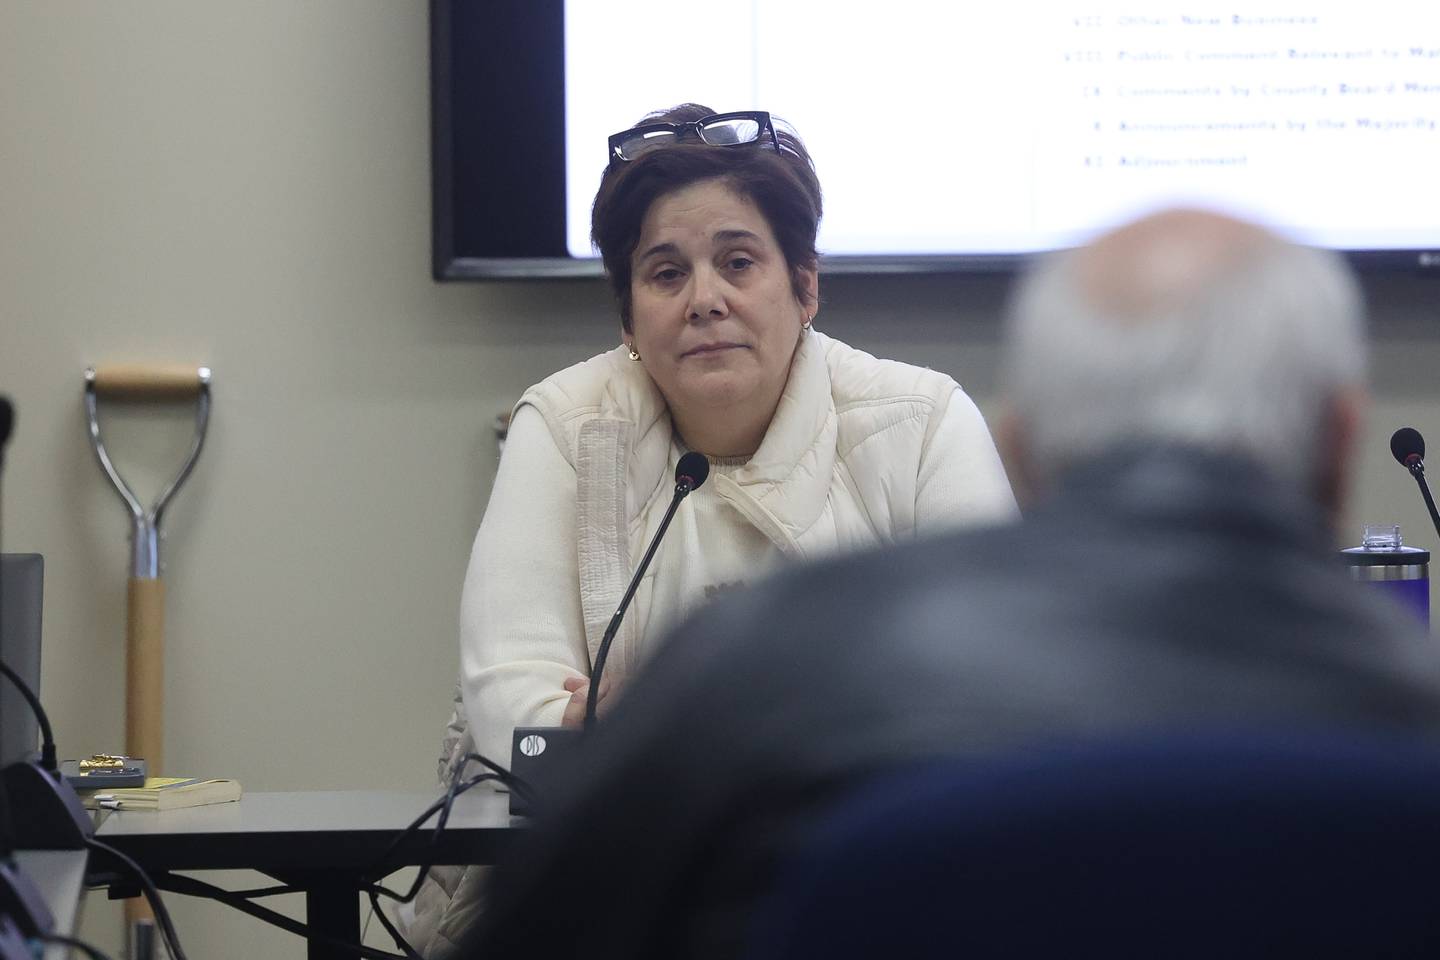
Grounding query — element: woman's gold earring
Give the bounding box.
[802,315,813,331]
[628,347,641,361]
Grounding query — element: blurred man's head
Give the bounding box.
[997,208,1367,528]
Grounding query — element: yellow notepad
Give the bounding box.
[82,777,242,811]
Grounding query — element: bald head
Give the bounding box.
[1075,210,1279,323]
[999,207,1367,519]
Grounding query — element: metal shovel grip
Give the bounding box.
[84,366,211,579]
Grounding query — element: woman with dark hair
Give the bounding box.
[399,103,1014,957]
[459,103,1016,772]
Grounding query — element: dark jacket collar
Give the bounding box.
[1041,445,1335,555]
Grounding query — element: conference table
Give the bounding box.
[93,789,523,960]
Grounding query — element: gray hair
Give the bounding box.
[1001,218,1366,489]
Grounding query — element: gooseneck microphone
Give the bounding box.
[584,451,710,731]
[1390,426,1440,540]
[1392,426,1425,471]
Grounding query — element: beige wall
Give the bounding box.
[4,2,1440,957]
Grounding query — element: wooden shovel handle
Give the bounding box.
[92,365,208,401]
[125,577,166,776]
[122,577,164,926]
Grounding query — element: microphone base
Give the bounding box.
[508,726,585,816]
[2,761,94,850]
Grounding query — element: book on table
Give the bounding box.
[80,777,242,812]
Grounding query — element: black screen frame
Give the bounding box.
[430,0,1440,281]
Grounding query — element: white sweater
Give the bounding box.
[459,331,1017,765]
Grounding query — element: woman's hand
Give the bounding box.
[560,675,620,727]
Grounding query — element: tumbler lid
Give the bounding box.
[1340,545,1430,565]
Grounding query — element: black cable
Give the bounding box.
[83,837,188,960]
[363,770,495,956]
[371,754,524,880]
[154,872,407,960]
[365,787,458,891]
[361,767,506,958]
[367,772,500,903]
[462,750,535,806]
[0,658,56,772]
[366,888,423,960]
[35,932,117,960]
[387,770,464,879]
